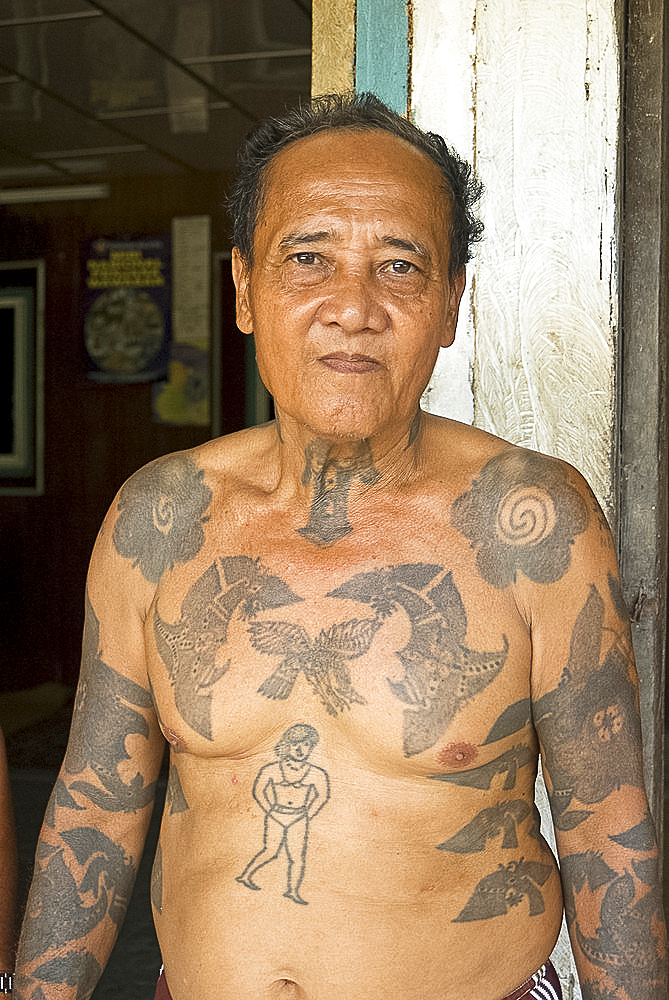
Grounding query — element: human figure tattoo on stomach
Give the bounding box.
[236,725,330,905]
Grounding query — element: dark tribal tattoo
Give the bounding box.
[32,950,101,994]
[166,764,189,815]
[575,872,664,1000]
[483,699,532,744]
[154,560,507,753]
[436,799,533,853]
[429,744,534,791]
[44,781,82,829]
[451,449,589,588]
[454,858,553,922]
[610,812,657,852]
[154,555,302,739]
[21,827,134,964]
[328,563,508,755]
[151,843,163,915]
[250,618,377,715]
[64,594,156,812]
[236,724,330,905]
[533,583,642,830]
[560,809,665,1000]
[298,439,381,546]
[559,850,618,923]
[113,453,212,582]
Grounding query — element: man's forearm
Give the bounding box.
[561,843,668,1000]
[14,815,139,1000]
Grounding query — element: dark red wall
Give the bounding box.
[0,171,246,691]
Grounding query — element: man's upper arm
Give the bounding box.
[526,464,667,998]
[63,446,213,808]
[62,479,168,814]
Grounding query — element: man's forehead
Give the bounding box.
[255,128,453,246]
[263,127,448,200]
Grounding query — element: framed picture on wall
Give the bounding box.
[0,260,45,495]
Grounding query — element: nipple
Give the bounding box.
[437,741,477,768]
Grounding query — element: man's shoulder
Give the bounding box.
[425,413,590,494]
[115,423,276,502]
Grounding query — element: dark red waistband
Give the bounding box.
[154,959,562,1000]
[154,969,171,1000]
[500,960,562,1000]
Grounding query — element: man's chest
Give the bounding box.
[146,540,532,774]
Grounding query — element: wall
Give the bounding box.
[0,172,245,692]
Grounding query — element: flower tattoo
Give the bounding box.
[451,450,589,588]
[113,454,212,583]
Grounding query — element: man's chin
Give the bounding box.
[303,407,390,444]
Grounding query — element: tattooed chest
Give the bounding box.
[148,555,524,763]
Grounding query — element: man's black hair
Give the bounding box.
[228,91,483,277]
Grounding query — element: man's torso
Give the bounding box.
[144,419,564,1000]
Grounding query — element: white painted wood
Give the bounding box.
[413,0,619,518]
[413,0,477,426]
[474,0,619,514]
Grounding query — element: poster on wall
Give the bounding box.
[152,216,211,426]
[83,236,170,383]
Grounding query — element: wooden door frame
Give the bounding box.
[618,0,668,835]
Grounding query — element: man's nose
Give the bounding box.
[316,270,389,334]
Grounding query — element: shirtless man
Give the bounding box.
[14,92,667,1000]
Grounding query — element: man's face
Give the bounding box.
[232,128,465,444]
[288,739,312,762]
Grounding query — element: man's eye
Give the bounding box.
[389,259,416,274]
[292,252,319,265]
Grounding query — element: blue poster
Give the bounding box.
[83,236,171,383]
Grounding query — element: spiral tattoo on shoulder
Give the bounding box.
[451,450,588,588]
[495,485,557,548]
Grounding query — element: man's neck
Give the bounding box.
[271,410,424,548]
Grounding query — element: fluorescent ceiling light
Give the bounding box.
[0,184,110,204]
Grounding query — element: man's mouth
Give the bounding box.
[318,352,380,373]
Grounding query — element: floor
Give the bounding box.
[2,685,668,998]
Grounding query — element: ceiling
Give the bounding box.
[0,0,312,190]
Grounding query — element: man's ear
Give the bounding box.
[440,267,466,348]
[231,247,253,334]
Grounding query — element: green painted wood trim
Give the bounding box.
[355,0,411,113]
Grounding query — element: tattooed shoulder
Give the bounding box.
[113,452,212,583]
[450,448,589,589]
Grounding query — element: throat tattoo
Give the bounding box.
[298,440,381,547]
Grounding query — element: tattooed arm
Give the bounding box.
[528,484,667,998]
[13,591,165,1000]
[453,448,667,998]
[14,453,212,1000]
